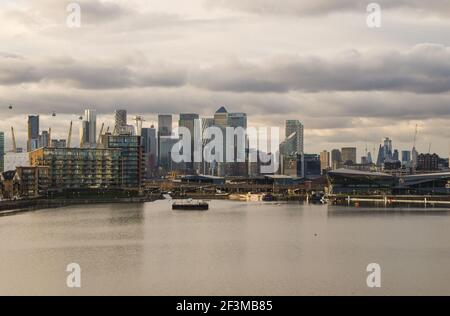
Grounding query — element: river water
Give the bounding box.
[1,200,449,295]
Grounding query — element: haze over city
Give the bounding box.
[1,0,450,158]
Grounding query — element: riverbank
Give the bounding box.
[0,195,161,216]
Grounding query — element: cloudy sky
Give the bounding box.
[1,0,450,159]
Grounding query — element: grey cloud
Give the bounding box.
[204,0,450,16]
[2,44,450,94]
[190,44,450,94]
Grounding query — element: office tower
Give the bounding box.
[27,115,40,152]
[331,149,342,169]
[366,152,373,164]
[0,131,4,172]
[393,149,399,161]
[158,114,172,137]
[227,113,248,177]
[411,147,419,168]
[320,150,330,174]
[214,106,229,128]
[179,114,200,174]
[114,110,127,134]
[212,107,229,176]
[157,114,173,171]
[341,147,357,165]
[285,120,304,154]
[38,131,50,148]
[80,109,97,148]
[141,127,158,179]
[402,151,411,164]
[377,137,394,165]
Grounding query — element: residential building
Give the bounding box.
[27,115,39,152]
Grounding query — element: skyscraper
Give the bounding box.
[331,149,342,169]
[227,112,248,177]
[0,132,4,172]
[214,106,228,128]
[320,150,330,174]
[141,127,158,179]
[114,109,127,134]
[80,109,97,148]
[27,115,39,152]
[285,120,304,154]
[341,147,357,165]
[158,114,172,137]
[179,113,199,173]
[158,114,173,170]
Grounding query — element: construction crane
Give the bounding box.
[10,126,17,153]
[67,121,73,148]
[413,124,419,149]
[97,122,105,145]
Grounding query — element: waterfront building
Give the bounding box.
[99,134,143,188]
[0,131,4,172]
[27,115,39,152]
[0,170,20,199]
[141,127,158,179]
[417,153,440,171]
[341,147,357,165]
[327,169,396,195]
[303,154,321,178]
[320,150,330,174]
[30,147,121,189]
[15,166,50,197]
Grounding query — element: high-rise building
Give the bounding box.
[157,114,173,170]
[80,109,97,148]
[114,109,127,134]
[214,106,229,128]
[0,132,4,172]
[158,114,172,137]
[227,113,248,177]
[331,149,342,169]
[141,127,158,179]
[341,147,357,165]
[402,150,411,165]
[285,120,304,154]
[179,114,200,174]
[320,150,330,174]
[27,115,40,152]
[38,131,50,148]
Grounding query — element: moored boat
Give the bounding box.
[172,199,209,211]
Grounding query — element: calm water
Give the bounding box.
[1,200,450,296]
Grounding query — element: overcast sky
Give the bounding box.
[1,0,450,158]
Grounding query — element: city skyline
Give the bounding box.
[1,1,450,157]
